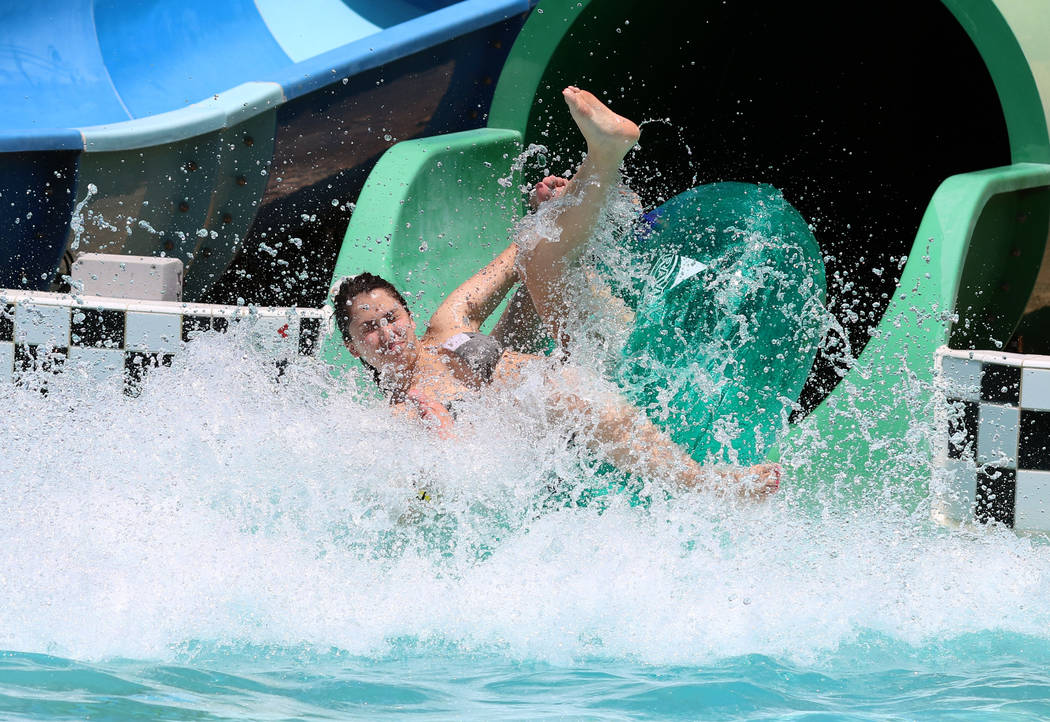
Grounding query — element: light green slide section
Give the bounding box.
[770,0,1050,489]
[952,0,1050,163]
[772,163,1050,490]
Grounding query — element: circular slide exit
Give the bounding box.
[489,0,1044,415]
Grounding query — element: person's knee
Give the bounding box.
[547,367,633,428]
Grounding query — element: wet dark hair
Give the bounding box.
[332,272,412,389]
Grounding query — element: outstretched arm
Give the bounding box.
[426,241,520,340]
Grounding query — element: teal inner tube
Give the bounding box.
[611,182,826,467]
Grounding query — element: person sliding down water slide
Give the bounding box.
[333,87,781,499]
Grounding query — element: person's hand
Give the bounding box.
[406,388,455,439]
[528,175,570,211]
[747,463,782,497]
[690,462,782,499]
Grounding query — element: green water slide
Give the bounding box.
[328,0,1050,492]
[772,0,1050,491]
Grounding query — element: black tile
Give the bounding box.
[14,344,67,374]
[975,466,1016,527]
[12,344,66,397]
[0,303,12,342]
[981,363,1021,406]
[181,315,212,342]
[298,317,320,356]
[1019,409,1050,471]
[13,344,32,372]
[212,316,229,333]
[123,351,174,396]
[71,308,125,348]
[947,398,979,460]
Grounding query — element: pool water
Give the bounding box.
[2,324,1050,720]
[4,634,1050,720]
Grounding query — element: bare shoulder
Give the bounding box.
[420,324,466,348]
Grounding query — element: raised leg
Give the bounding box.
[517,87,640,344]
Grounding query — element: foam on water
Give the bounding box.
[4,169,1050,721]
[6,174,1050,679]
[2,322,1050,669]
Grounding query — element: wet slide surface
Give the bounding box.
[0,0,527,143]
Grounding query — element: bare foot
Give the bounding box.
[562,86,640,165]
[746,463,782,498]
[695,462,782,500]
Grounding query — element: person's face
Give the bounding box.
[344,288,417,373]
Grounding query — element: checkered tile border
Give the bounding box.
[0,289,329,396]
[934,346,1050,533]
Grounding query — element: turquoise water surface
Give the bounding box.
[4,633,1050,720]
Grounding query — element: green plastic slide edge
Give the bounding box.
[945,0,1050,163]
[771,162,1050,493]
[488,0,592,135]
[322,127,525,372]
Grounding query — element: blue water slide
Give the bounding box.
[0,0,533,297]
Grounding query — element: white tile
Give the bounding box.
[931,457,977,525]
[125,311,181,353]
[977,403,1020,467]
[14,303,70,346]
[66,347,126,386]
[1013,469,1050,533]
[1023,355,1050,371]
[932,397,950,463]
[939,354,982,401]
[1022,367,1050,411]
[0,341,13,382]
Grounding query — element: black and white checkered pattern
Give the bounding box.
[0,290,328,396]
[934,347,1050,533]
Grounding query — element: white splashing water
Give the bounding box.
[3,196,1050,669]
[3,339,1048,667]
